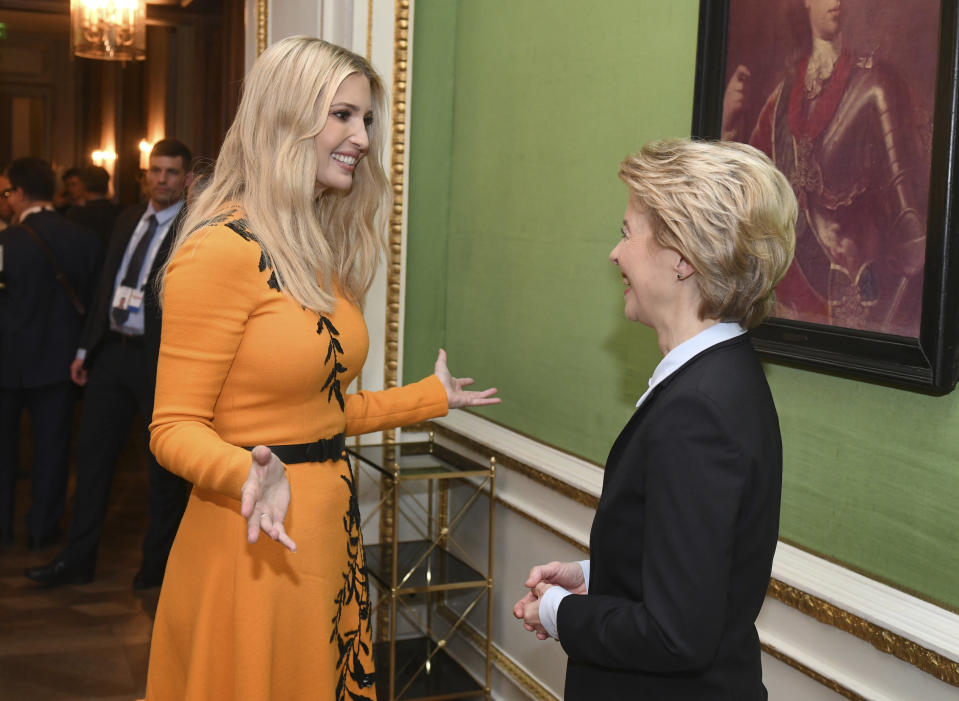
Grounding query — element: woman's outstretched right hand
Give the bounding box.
[240,446,297,552]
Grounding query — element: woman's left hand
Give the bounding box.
[240,446,297,552]
[434,349,501,409]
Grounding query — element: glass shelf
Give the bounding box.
[374,636,485,700]
[349,442,490,480]
[365,540,486,594]
[354,437,493,699]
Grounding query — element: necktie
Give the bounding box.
[111,214,158,327]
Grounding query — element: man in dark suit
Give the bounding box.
[0,157,101,548]
[65,166,121,249]
[27,139,193,589]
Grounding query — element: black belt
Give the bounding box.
[107,330,144,348]
[243,433,346,464]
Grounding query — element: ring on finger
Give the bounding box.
[260,513,270,520]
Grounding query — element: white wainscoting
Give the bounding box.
[400,412,959,700]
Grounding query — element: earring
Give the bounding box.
[676,273,682,281]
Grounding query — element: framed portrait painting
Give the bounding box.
[692,0,959,393]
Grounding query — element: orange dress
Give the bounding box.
[143,215,448,700]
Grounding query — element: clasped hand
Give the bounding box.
[512,560,587,641]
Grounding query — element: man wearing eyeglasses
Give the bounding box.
[0,157,101,549]
[26,139,192,590]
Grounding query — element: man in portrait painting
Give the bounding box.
[721,0,935,337]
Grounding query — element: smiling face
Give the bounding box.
[805,0,843,41]
[609,197,684,329]
[313,73,373,197]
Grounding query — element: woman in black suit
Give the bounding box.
[513,139,797,700]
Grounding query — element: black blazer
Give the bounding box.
[79,202,180,377]
[0,210,101,388]
[558,335,782,700]
[66,199,121,250]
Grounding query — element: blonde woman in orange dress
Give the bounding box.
[141,37,498,700]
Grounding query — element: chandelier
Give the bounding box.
[70,0,147,62]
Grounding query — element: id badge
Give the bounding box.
[128,289,144,311]
[112,285,133,310]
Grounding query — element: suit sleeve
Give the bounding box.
[149,227,263,501]
[78,210,136,355]
[343,375,448,436]
[558,390,747,672]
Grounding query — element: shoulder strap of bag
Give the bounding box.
[20,221,85,317]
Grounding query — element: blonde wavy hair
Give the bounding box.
[619,139,797,329]
[161,36,390,313]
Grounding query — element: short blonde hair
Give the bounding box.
[619,139,797,329]
[164,37,390,314]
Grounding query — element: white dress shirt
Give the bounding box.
[109,200,183,336]
[536,322,746,640]
[75,200,184,362]
[20,203,55,221]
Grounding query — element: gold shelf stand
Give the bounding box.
[351,435,495,701]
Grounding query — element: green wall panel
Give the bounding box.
[404,0,959,609]
[406,0,698,460]
[769,364,959,608]
[404,0,457,378]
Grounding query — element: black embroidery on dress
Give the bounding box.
[317,316,347,410]
[331,463,375,699]
[225,218,280,291]
[225,217,253,240]
[259,256,280,291]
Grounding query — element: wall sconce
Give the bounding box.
[138,139,153,170]
[91,149,117,167]
[70,0,147,62]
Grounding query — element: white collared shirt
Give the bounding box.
[634,322,746,408]
[108,200,184,337]
[19,203,55,221]
[536,322,746,640]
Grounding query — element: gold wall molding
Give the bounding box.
[437,604,560,701]
[385,0,408,397]
[479,492,873,698]
[413,420,959,690]
[256,0,268,56]
[377,0,412,641]
[411,421,599,509]
[768,579,959,688]
[493,489,587,554]
[366,0,374,59]
[760,643,863,700]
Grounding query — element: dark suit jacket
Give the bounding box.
[79,202,181,383]
[559,335,782,700]
[0,210,101,388]
[65,199,121,250]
